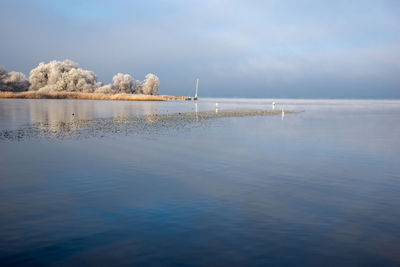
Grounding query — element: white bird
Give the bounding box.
[272,101,275,110]
[281,109,285,120]
[216,102,219,108]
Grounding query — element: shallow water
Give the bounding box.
[0,98,400,266]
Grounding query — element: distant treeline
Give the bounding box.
[0,60,159,95]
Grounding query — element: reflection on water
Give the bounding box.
[0,108,290,141]
[0,98,400,266]
[0,100,161,139]
[28,99,160,124]
[29,100,94,124]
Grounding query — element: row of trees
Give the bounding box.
[0,60,159,95]
[0,66,30,92]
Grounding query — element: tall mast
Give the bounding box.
[195,78,199,98]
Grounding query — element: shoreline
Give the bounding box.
[0,91,192,101]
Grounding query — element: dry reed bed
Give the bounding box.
[0,91,191,101]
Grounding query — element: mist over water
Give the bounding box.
[0,98,400,266]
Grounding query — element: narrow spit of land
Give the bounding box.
[0,91,192,101]
[0,109,298,141]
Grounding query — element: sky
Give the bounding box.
[0,0,399,98]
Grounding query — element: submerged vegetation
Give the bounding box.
[0,109,297,141]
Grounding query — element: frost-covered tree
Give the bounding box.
[0,66,29,92]
[112,73,135,94]
[135,80,143,94]
[141,73,159,95]
[29,60,98,93]
[95,84,115,94]
[3,59,161,95]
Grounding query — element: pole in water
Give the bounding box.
[281,109,285,120]
[194,78,199,99]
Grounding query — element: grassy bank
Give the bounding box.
[0,91,191,101]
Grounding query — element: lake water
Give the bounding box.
[0,98,399,266]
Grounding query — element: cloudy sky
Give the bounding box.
[1,0,399,98]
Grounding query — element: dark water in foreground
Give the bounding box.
[0,98,400,266]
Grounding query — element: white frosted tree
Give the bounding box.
[0,66,29,92]
[141,73,159,95]
[29,60,98,93]
[135,80,143,94]
[7,59,162,95]
[112,73,135,94]
[95,84,115,94]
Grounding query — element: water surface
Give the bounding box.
[0,98,399,266]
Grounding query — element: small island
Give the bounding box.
[0,59,192,101]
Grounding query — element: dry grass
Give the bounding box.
[0,91,192,101]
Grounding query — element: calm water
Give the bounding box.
[0,98,400,266]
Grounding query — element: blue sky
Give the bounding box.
[0,0,399,98]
